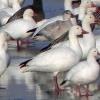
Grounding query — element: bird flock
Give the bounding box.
[0,0,100,100]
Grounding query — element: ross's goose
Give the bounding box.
[19,25,83,95]
[60,48,100,99]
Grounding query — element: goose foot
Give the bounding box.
[74,85,92,100]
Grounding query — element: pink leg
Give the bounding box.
[17,40,20,51]
[54,76,62,96]
[84,85,92,100]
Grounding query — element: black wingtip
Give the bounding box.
[97,58,100,65]
[19,59,32,68]
[40,44,52,52]
[27,28,37,33]
[60,80,67,86]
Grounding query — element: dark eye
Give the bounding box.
[90,17,92,18]
[77,28,79,29]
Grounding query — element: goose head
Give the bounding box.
[63,10,75,21]
[23,9,36,23]
[84,14,95,24]
[88,48,100,58]
[82,13,95,32]
[23,9,34,19]
[69,25,83,37]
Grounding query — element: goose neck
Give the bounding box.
[23,16,36,23]
[64,0,73,11]
[82,21,92,33]
[69,34,82,57]
[12,0,21,11]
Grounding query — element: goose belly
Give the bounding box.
[32,48,80,72]
[72,66,100,85]
[2,20,35,39]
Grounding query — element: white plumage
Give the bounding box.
[0,9,36,39]
[51,13,96,59]
[20,25,83,74]
[61,48,100,86]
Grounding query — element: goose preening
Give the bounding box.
[19,25,83,95]
[41,13,96,60]
[32,10,76,42]
[60,48,100,100]
[0,9,37,50]
[7,0,44,23]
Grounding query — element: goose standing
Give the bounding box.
[60,48,100,100]
[19,25,83,95]
[43,13,96,60]
[0,9,37,50]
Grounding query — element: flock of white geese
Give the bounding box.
[0,0,100,99]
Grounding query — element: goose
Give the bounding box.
[43,13,96,60]
[7,0,44,23]
[0,9,37,50]
[0,0,23,25]
[19,25,83,95]
[0,32,10,89]
[60,48,100,99]
[32,10,76,42]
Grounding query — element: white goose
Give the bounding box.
[0,9,36,39]
[0,32,10,89]
[49,13,96,60]
[0,9,37,50]
[19,25,83,95]
[0,0,23,25]
[60,48,100,98]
